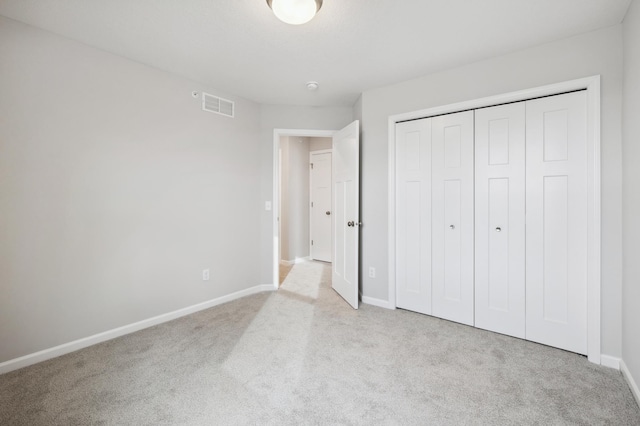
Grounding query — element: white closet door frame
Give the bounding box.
[387,76,601,364]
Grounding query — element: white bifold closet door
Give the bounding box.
[431,111,475,326]
[525,91,588,355]
[475,102,526,339]
[394,91,588,355]
[395,118,433,315]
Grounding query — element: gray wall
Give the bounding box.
[258,106,353,283]
[279,136,311,262]
[353,95,363,124]
[286,137,310,261]
[359,25,624,358]
[309,137,332,152]
[279,137,291,261]
[0,17,262,363]
[622,0,640,394]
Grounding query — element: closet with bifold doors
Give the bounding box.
[395,90,589,355]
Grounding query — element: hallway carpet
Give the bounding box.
[1,260,639,425]
[278,261,294,285]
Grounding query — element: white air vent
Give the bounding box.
[202,92,234,118]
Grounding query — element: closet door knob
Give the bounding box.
[496,227,502,232]
[449,225,455,230]
[347,221,354,227]
[326,211,331,215]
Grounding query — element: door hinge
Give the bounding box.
[310,163,314,169]
[311,201,314,207]
[311,240,314,246]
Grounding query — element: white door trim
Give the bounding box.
[272,129,337,289]
[387,75,601,364]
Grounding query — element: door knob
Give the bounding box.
[326,211,331,215]
[347,221,354,227]
[449,225,455,230]
[496,227,502,232]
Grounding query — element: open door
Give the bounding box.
[332,120,360,309]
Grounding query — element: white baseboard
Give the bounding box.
[600,354,621,370]
[0,284,275,375]
[280,257,310,266]
[621,360,640,408]
[361,295,395,310]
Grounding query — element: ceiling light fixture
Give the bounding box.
[266,0,323,25]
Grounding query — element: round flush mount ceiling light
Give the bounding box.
[306,81,319,91]
[266,0,323,25]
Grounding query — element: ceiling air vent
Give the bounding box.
[202,92,234,118]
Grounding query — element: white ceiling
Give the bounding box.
[0,0,632,106]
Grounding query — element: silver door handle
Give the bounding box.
[449,225,455,230]
[496,227,502,232]
[347,221,354,227]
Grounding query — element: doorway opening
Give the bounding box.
[272,121,361,309]
[273,129,336,287]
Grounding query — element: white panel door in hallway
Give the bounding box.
[310,151,332,262]
[333,120,360,309]
[431,111,475,326]
[526,91,588,355]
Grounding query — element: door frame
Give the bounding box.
[309,149,333,261]
[272,129,337,289]
[387,75,601,364]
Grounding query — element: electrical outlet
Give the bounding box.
[202,269,210,281]
[368,267,376,278]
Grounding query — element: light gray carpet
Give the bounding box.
[1,260,639,425]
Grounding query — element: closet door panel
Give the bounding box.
[395,119,432,314]
[444,180,462,300]
[526,91,588,355]
[432,111,474,326]
[475,103,526,338]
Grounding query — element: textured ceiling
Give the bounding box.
[0,0,632,106]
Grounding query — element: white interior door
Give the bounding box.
[526,91,588,355]
[310,151,332,262]
[431,111,475,326]
[395,118,432,314]
[475,102,526,338]
[332,120,360,309]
